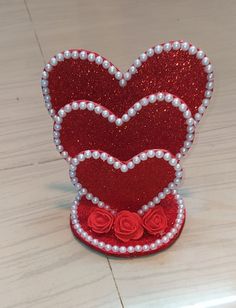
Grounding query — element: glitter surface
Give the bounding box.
[75,152,176,212]
[48,48,207,117]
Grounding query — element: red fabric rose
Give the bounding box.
[88,208,114,234]
[142,206,168,235]
[114,210,144,242]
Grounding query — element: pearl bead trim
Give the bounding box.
[70,189,185,254]
[41,40,214,122]
[69,149,183,215]
[53,93,195,161]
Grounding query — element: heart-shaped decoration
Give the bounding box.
[41,41,213,257]
[54,93,195,162]
[69,149,182,214]
[42,40,213,124]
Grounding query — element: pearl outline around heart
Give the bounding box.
[54,92,195,162]
[69,149,182,215]
[42,40,214,122]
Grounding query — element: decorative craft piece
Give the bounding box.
[41,40,213,257]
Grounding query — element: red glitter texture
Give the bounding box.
[48,48,207,117]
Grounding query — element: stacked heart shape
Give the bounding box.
[41,40,213,257]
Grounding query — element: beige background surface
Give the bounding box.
[1,0,236,307]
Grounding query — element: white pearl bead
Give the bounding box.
[156,239,161,246]
[107,156,115,164]
[153,196,160,204]
[205,64,213,73]
[164,152,171,161]
[42,71,48,79]
[71,51,79,59]
[165,94,173,103]
[87,102,94,111]
[175,163,182,171]
[100,152,108,161]
[98,201,104,208]
[148,201,155,208]
[94,106,102,114]
[95,56,103,65]
[61,151,68,158]
[84,150,92,158]
[147,150,155,158]
[88,53,95,62]
[92,197,99,204]
[164,187,170,194]
[121,165,128,172]
[112,245,119,252]
[143,244,150,251]
[195,113,202,121]
[186,133,194,141]
[169,158,177,166]
[119,79,127,87]
[128,108,136,117]
[44,95,51,102]
[115,118,123,126]
[122,114,129,122]
[64,50,71,59]
[56,53,64,62]
[149,94,156,104]
[45,64,52,72]
[79,101,87,110]
[184,141,192,148]
[140,97,149,106]
[172,41,180,50]
[140,153,147,161]
[108,66,116,75]
[127,246,135,253]
[138,209,144,215]
[150,243,157,250]
[154,45,163,54]
[147,48,154,57]
[205,90,212,98]
[124,72,131,81]
[189,46,197,55]
[198,106,205,114]
[78,153,85,161]
[108,114,116,123]
[179,103,187,112]
[196,50,204,59]
[163,43,171,52]
[172,98,181,107]
[156,150,164,158]
[102,110,109,118]
[135,245,142,252]
[134,102,142,111]
[202,99,209,107]
[207,73,214,81]
[86,193,93,200]
[79,51,87,60]
[206,81,214,90]
[183,110,191,119]
[102,60,110,69]
[134,59,141,68]
[129,66,137,74]
[115,71,122,80]
[41,79,48,87]
[202,57,209,66]
[105,244,112,251]
[181,42,189,51]
[119,246,127,253]
[92,151,100,159]
[157,92,164,101]
[42,87,49,95]
[127,161,135,169]
[133,156,141,164]
[98,241,105,248]
[113,161,121,169]
[140,53,147,62]
[72,102,79,110]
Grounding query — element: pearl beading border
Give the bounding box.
[69,149,183,216]
[70,189,185,254]
[53,93,195,161]
[41,40,214,122]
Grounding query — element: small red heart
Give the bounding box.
[70,150,181,213]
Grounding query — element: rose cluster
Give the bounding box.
[88,206,168,242]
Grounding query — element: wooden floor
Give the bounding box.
[1,0,236,307]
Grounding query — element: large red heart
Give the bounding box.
[42,40,213,123]
[69,149,182,213]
